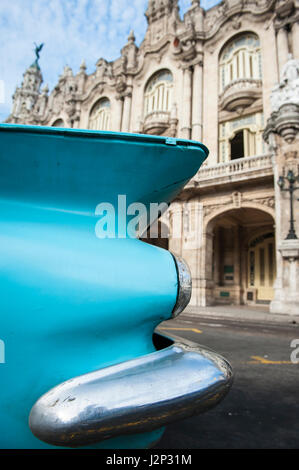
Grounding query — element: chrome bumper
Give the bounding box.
[29,333,233,448]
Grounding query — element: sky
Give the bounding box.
[0,0,220,122]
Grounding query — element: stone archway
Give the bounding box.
[204,207,276,306]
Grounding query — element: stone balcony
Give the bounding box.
[219,78,262,113]
[143,111,170,135]
[187,153,274,189]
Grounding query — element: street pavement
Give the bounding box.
[153,310,299,449]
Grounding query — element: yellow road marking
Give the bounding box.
[249,355,294,365]
[158,327,202,334]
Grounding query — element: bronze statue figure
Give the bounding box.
[33,43,44,67]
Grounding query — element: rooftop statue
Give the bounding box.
[32,43,44,69]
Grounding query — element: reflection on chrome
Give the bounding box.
[171,254,192,317]
[29,333,233,448]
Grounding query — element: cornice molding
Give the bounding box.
[204,0,277,42]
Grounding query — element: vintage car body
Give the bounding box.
[0,124,233,449]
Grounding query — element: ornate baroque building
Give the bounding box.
[5,0,299,315]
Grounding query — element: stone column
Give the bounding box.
[201,229,214,306]
[180,67,192,140]
[115,96,123,132]
[291,22,299,60]
[192,62,203,142]
[276,28,289,78]
[122,91,132,133]
[168,202,183,257]
[181,200,204,307]
[213,226,219,285]
[233,225,241,304]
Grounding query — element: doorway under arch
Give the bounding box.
[207,207,276,305]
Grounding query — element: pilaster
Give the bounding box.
[192,62,203,141]
[180,67,192,140]
[264,55,299,315]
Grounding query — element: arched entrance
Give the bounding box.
[207,207,276,305]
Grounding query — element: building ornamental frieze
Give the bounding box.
[204,0,276,41]
[203,193,275,220]
[251,196,275,209]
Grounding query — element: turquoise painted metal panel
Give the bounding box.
[0,124,210,449]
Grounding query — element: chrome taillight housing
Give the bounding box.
[171,254,192,318]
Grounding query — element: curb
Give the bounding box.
[180,308,299,327]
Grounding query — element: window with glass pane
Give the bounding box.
[89,98,111,131]
[219,33,261,93]
[144,70,173,118]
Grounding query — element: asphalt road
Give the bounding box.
[153,315,299,449]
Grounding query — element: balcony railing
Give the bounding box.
[191,154,273,186]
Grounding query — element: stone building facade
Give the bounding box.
[5,0,299,315]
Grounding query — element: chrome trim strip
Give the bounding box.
[171,254,192,317]
[29,334,233,448]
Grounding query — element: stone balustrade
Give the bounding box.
[188,153,273,188]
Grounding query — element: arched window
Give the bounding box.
[144,70,173,118]
[52,119,64,128]
[219,33,262,93]
[219,112,265,162]
[89,98,111,131]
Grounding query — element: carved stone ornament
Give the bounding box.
[231,15,242,30]
[145,0,178,24]
[285,150,298,162]
[283,150,299,174]
[270,55,299,112]
[203,200,230,218]
[115,74,127,94]
[172,36,197,62]
[257,196,275,208]
[275,0,295,20]
[278,239,299,261]
[95,58,109,80]
[232,191,242,208]
[264,55,299,143]
[264,103,299,143]
[65,97,77,118]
